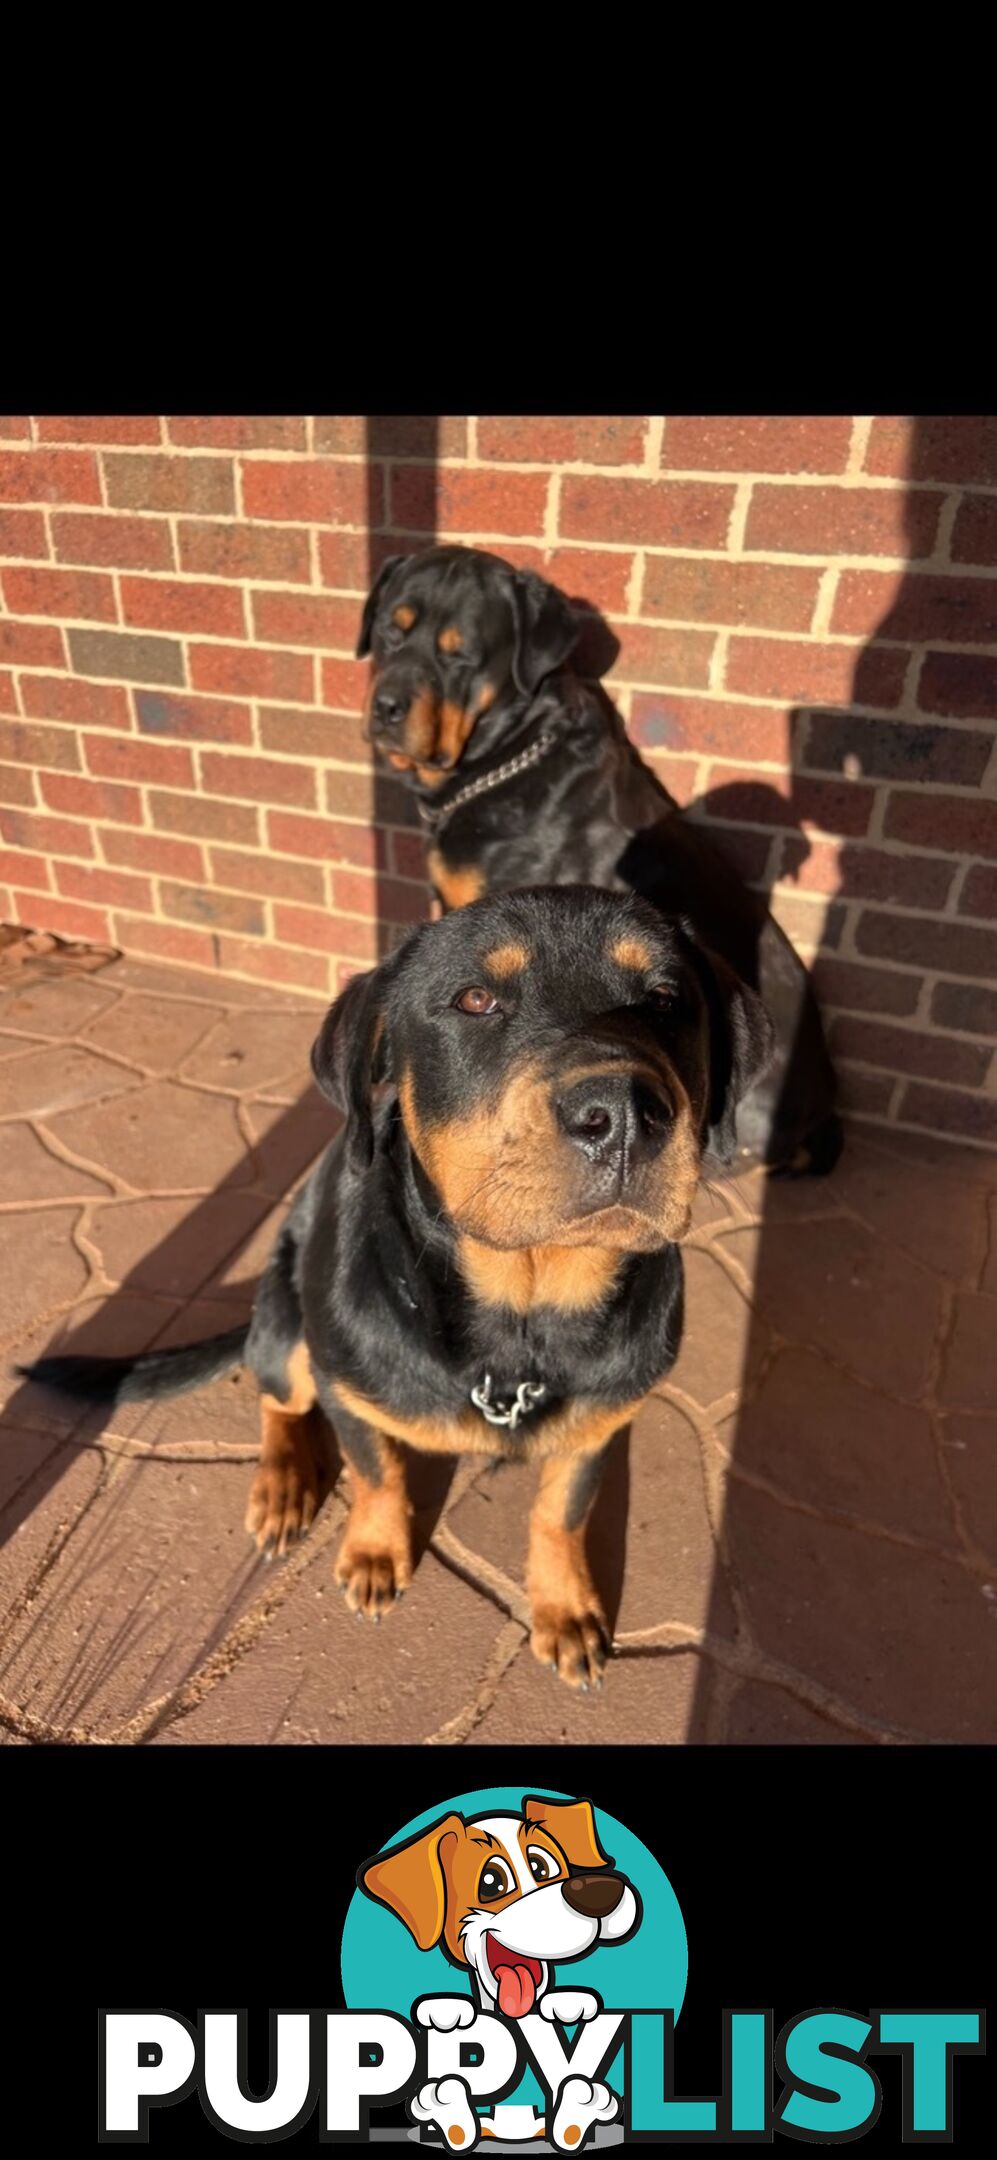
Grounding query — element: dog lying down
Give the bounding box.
[20,887,772,1691]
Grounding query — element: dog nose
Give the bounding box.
[556,1073,672,1170]
[373,688,405,730]
[561,1872,626,1920]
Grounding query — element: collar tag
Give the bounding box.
[470,1372,547,1431]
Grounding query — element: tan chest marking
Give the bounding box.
[457,1237,621,1314]
[426,848,486,910]
[330,1378,645,1462]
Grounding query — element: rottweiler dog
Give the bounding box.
[21,886,771,1690]
[359,543,841,1175]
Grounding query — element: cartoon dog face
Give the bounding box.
[360,1795,640,2020]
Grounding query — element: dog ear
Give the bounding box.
[355,554,410,658]
[523,1796,611,1872]
[310,956,399,1165]
[508,568,580,696]
[359,1813,466,1951]
[681,926,774,1167]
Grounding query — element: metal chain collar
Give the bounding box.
[470,1373,548,1432]
[416,730,557,839]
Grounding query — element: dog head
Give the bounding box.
[360,1795,641,2019]
[356,545,579,788]
[311,886,773,1238]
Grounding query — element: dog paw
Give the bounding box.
[530,1604,609,1691]
[551,2076,617,2150]
[540,1990,600,2024]
[415,1997,476,2033]
[410,2075,478,2148]
[245,1439,324,1559]
[335,1536,412,1619]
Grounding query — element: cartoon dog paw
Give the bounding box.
[551,2076,618,2151]
[410,2074,479,2148]
[415,1997,477,2033]
[540,1990,600,2025]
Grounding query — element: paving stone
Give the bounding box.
[105,1299,260,1454]
[93,1191,272,1297]
[0,1044,141,1120]
[153,1546,508,1745]
[829,1133,988,1281]
[940,1413,997,1559]
[983,1197,997,1296]
[103,957,322,1010]
[0,1029,48,1058]
[939,1293,997,1413]
[48,1078,251,1192]
[181,1011,320,1098]
[726,1682,864,1744]
[719,1346,956,1545]
[0,975,121,1037]
[245,1096,339,1196]
[201,1199,290,1302]
[0,1206,89,1344]
[480,1641,702,1744]
[2,1293,185,1434]
[667,1247,768,1406]
[82,993,221,1074]
[721,1217,943,1400]
[0,1123,108,1199]
[728,1483,997,1741]
[0,1439,104,1632]
[614,1398,736,1638]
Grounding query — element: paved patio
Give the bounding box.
[0,949,995,1746]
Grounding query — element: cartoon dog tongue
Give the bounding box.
[496,1960,538,2018]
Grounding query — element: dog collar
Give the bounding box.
[416,730,557,839]
[470,1372,547,1432]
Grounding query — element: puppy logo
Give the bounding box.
[358,1793,643,2149]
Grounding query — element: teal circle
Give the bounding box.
[341,1784,687,2115]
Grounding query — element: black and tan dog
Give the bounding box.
[21,887,770,1689]
[359,543,841,1175]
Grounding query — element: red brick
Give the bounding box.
[0,808,94,858]
[855,910,997,979]
[0,764,38,806]
[478,416,646,464]
[0,449,101,505]
[812,955,922,1018]
[113,914,217,969]
[374,878,431,923]
[0,673,14,715]
[0,848,52,890]
[837,1067,898,1116]
[84,735,195,787]
[2,563,117,622]
[389,830,427,880]
[36,416,162,445]
[884,792,997,860]
[0,418,32,440]
[208,845,325,904]
[804,712,990,787]
[0,716,81,771]
[120,575,247,637]
[197,751,317,808]
[314,416,468,458]
[55,859,154,912]
[167,416,308,450]
[19,673,131,730]
[160,880,266,936]
[899,1082,997,1145]
[213,933,329,992]
[103,454,235,515]
[832,569,997,644]
[133,689,253,745]
[917,652,997,720]
[641,753,702,806]
[959,864,997,919]
[328,866,378,914]
[0,619,67,668]
[12,892,111,943]
[780,837,954,910]
[725,636,907,708]
[0,508,49,559]
[324,768,416,826]
[259,706,355,760]
[609,622,716,687]
[703,766,876,836]
[149,791,261,845]
[251,589,357,650]
[323,714,373,764]
[267,809,385,867]
[395,466,547,538]
[630,694,788,763]
[67,627,184,687]
[951,494,997,567]
[318,530,374,591]
[188,642,314,702]
[52,510,176,571]
[560,475,734,548]
[321,656,370,713]
[241,458,377,524]
[540,547,633,614]
[662,417,853,474]
[42,774,143,825]
[272,903,379,959]
[865,417,997,487]
[931,981,997,1036]
[100,828,206,879]
[744,482,940,559]
[643,555,820,631]
[178,518,311,584]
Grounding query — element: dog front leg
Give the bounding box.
[527,1446,612,1691]
[328,1400,414,1620]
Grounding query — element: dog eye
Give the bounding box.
[478,1862,513,1901]
[646,986,673,1009]
[526,1847,556,1883]
[454,987,501,1016]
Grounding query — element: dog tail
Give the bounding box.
[15,1324,251,1408]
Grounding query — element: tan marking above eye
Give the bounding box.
[482,941,529,978]
[393,604,416,630]
[438,625,463,653]
[610,935,653,972]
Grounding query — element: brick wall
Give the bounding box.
[0,414,994,1147]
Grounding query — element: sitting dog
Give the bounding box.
[361,1793,639,2146]
[21,885,771,1690]
[358,542,840,1176]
